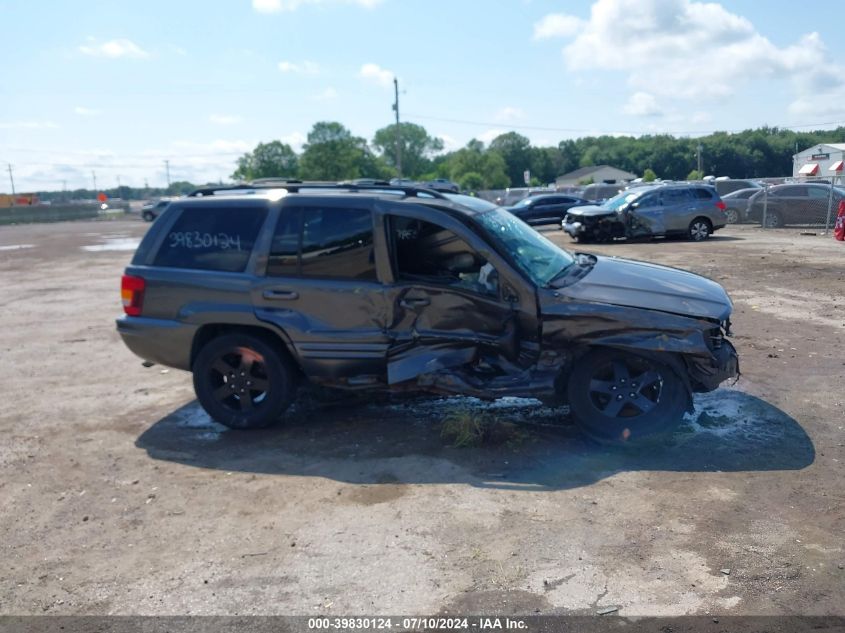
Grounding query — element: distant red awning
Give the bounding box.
[829,160,844,172]
[799,163,820,176]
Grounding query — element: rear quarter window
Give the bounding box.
[153,205,267,272]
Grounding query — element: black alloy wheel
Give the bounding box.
[567,349,687,443]
[193,333,295,429]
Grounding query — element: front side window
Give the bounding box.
[153,206,267,272]
[389,216,499,297]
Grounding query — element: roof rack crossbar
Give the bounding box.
[186,181,451,200]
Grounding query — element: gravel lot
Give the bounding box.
[1,216,843,616]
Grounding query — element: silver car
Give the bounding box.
[562,184,728,243]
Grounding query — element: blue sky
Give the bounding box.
[2,0,845,191]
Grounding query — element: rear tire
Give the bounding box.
[142,211,154,222]
[762,211,783,228]
[688,217,712,241]
[193,333,296,429]
[567,349,686,444]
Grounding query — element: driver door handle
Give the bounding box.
[400,297,430,308]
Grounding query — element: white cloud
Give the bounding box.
[79,37,149,59]
[533,13,583,40]
[280,132,307,151]
[0,120,58,129]
[277,60,320,74]
[437,133,459,153]
[313,87,338,100]
[209,114,243,125]
[494,106,525,122]
[74,106,101,117]
[536,0,845,112]
[623,92,662,117]
[359,63,393,86]
[478,129,506,145]
[253,0,382,13]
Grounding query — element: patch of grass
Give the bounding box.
[440,409,529,448]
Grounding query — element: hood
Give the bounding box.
[555,255,732,320]
[565,204,612,217]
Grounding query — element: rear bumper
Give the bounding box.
[687,339,739,392]
[116,316,197,371]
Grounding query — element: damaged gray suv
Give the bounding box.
[117,183,739,443]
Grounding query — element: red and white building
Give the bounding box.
[793,143,845,181]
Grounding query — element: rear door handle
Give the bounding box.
[262,289,299,300]
[400,297,430,308]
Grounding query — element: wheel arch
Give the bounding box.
[556,344,694,413]
[190,323,302,375]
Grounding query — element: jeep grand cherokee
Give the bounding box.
[117,183,739,443]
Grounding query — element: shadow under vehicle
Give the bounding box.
[136,389,813,492]
[562,184,728,243]
[117,183,738,444]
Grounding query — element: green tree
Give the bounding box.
[643,168,658,182]
[372,123,444,178]
[687,169,704,180]
[299,121,382,180]
[458,172,484,192]
[489,132,532,186]
[232,141,298,181]
[442,141,510,189]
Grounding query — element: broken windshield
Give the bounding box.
[477,208,575,287]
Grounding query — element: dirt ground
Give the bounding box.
[1,216,843,617]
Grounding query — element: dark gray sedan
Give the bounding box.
[505,193,591,226]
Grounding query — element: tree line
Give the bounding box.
[231,121,845,189]
[31,121,845,200]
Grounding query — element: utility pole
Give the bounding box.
[164,160,171,188]
[392,77,402,178]
[6,163,15,196]
[92,170,97,193]
[62,180,67,202]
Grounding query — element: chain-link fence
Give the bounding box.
[748,177,844,232]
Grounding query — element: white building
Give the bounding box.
[792,143,845,180]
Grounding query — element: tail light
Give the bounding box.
[121,274,145,316]
[715,200,727,211]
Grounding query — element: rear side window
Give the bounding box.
[301,208,376,280]
[153,206,266,272]
[691,188,715,199]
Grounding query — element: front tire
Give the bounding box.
[193,333,296,429]
[567,349,687,443]
[688,217,712,241]
[725,208,740,224]
[142,211,154,222]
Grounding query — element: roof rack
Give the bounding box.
[186,180,451,200]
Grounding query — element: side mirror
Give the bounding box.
[628,202,640,210]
